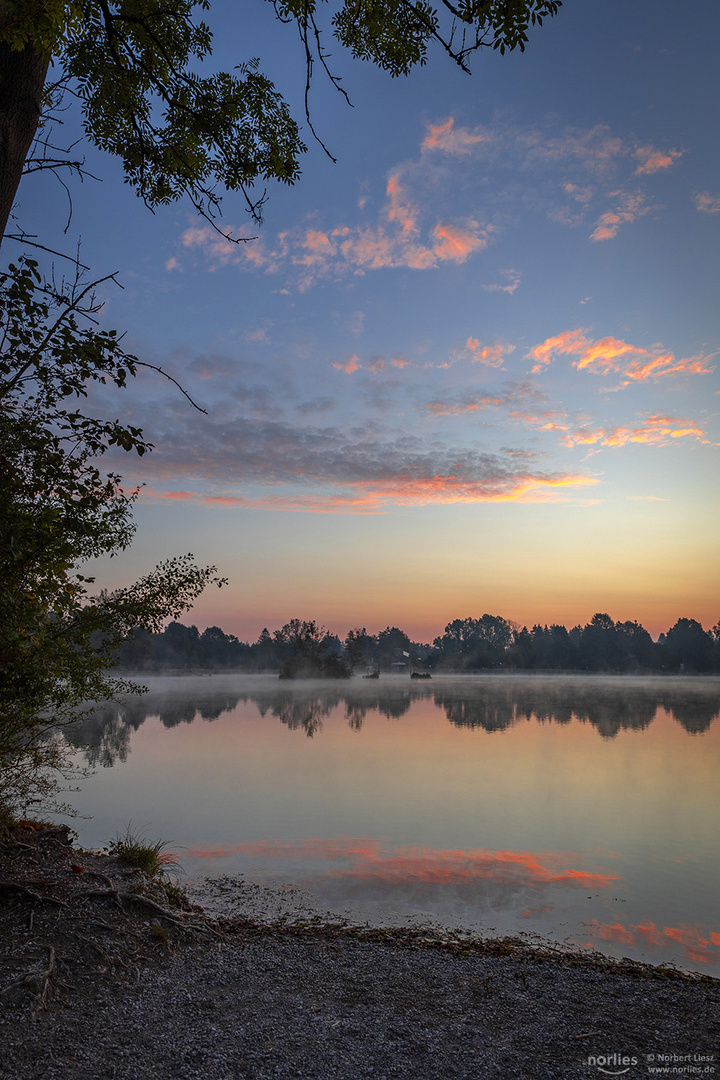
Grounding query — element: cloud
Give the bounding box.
[168,118,684,281]
[632,144,683,175]
[425,394,508,416]
[172,169,490,288]
[349,310,365,335]
[426,379,540,416]
[559,414,707,449]
[331,356,361,374]
[695,191,720,214]
[527,331,715,385]
[526,330,592,373]
[519,124,625,175]
[482,269,522,295]
[128,408,598,513]
[562,182,594,204]
[421,117,488,156]
[590,190,653,241]
[464,338,511,366]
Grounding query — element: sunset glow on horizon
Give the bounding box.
[22,0,719,642]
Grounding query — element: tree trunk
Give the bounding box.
[0,39,49,244]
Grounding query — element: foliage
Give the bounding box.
[274,618,352,678]
[0,257,224,813]
[434,614,513,668]
[0,0,562,238]
[112,611,720,675]
[663,618,716,673]
[274,0,562,76]
[343,626,376,669]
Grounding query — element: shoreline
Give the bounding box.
[1,823,718,1079]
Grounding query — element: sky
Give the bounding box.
[14,0,720,643]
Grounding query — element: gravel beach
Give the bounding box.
[1,824,718,1080]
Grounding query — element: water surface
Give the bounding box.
[63,674,720,974]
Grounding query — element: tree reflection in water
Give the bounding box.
[64,675,720,768]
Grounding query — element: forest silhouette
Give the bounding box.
[115,613,720,676]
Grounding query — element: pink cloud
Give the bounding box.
[562,182,594,203]
[695,192,720,215]
[465,339,509,366]
[431,222,487,261]
[590,191,652,241]
[633,144,683,175]
[331,356,360,374]
[386,173,419,234]
[421,118,488,156]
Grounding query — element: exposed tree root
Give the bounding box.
[0,880,68,907]
[75,883,222,938]
[0,946,58,1008]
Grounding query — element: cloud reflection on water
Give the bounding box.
[186,837,620,898]
[582,920,720,968]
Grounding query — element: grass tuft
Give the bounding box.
[108,825,179,878]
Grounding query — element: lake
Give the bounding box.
[62,673,720,975]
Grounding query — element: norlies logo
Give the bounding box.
[588,1053,639,1076]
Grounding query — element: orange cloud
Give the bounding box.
[584,920,720,967]
[331,356,360,374]
[528,331,715,384]
[350,473,598,507]
[386,173,419,234]
[186,837,620,892]
[421,118,488,156]
[526,329,592,373]
[590,191,652,241]
[431,222,488,261]
[695,191,720,215]
[465,339,509,366]
[143,488,385,515]
[572,336,643,372]
[142,469,598,515]
[633,144,683,175]
[560,414,706,449]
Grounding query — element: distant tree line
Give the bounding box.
[115,613,720,675]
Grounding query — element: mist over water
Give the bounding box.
[63,674,720,973]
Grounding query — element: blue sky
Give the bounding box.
[15,0,720,641]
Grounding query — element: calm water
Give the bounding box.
[63,674,720,974]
